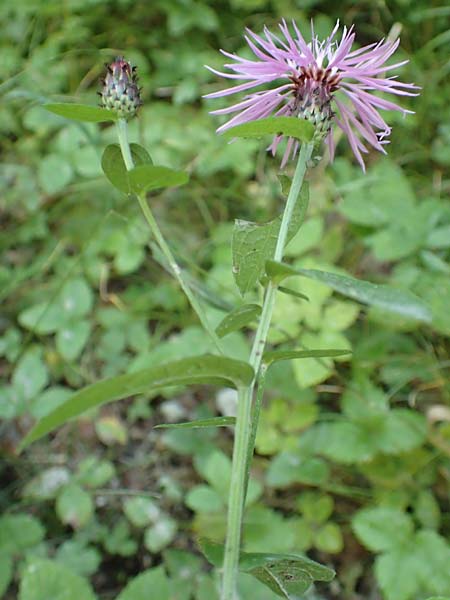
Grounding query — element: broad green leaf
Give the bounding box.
[12,349,48,402]
[129,164,189,194]
[352,507,414,552]
[144,517,177,553]
[223,116,314,142]
[76,457,115,488]
[22,466,70,500]
[19,559,96,600]
[375,546,420,600]
[19,355,253,449]
[263,348,351,367]
[267,261,431,322]
[116,567,170,600]
[215,304,261,338]
[56,483,94,528]
[314,523,343,554]
[123,496,160,528]
[101,143,153,194]
[199,539,334,599]
[185,485,224,512]
[55,541,101,577]
[95,415,128,445]
[155,416,236,429]
[44,103,117,122]
[56,320,90,362]
[266,454,329,488]
[0,514,45,555]
[232,185,309,295]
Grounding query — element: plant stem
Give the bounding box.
[115,118,224,355]
[116,118,134,170]
[221,141,314,600]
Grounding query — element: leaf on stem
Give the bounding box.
[19,355,253,450]
[199,538,334,599]
[263,349,352,367]
[265,261,431,323]
[222,116,314,142]
[102,145,187,195]
[44,103,118,122]
[102,144,152,193]
[278,286,309,301]
[154,416,236,429]
[128,165,188,195]
[232,185,309,296]
[215,304,261,338]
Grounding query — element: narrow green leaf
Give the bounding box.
[278,286,309,301]
[155,416,236,429]
[19,355,253,450]
[101,144,152,194]
[223,116,314,142]
[232,185,309,296]
[215,304,261,338]
[44,103,117,123]
[199,539,334,599]
[129,164,188,195]
[266,261,432,323]
[263,349,352,367]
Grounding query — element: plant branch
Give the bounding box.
[115,118,224,355]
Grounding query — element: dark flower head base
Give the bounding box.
[205,21,418,170]
[100,57,142,119]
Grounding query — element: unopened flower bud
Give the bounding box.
[100,57,142,119]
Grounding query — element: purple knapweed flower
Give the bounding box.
[205,21,418,170]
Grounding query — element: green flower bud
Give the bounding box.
[100,57,142,119]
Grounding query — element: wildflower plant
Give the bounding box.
[19,21,428,600]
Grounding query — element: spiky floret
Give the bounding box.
[205,21,418,170]
[100,57,142,119]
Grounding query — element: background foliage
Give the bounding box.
[1,0,449,599]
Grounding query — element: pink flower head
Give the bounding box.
[205,21,418,170]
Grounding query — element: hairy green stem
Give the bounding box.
[116,118,224,355]
[221,141,314,600]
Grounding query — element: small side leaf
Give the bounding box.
[278,286,309,301]
[129,165,188,195]
[215,304,261,338]
[232,185,309,296]
[223,116,314,143]
[154,416,236,429]
[101,144,152,194]
[44,103,117,122]
[199,539,334,599]
[263,349,352,367]
[19,355,253,450]
[266,261,431,323]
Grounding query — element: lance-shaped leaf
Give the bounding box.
[199,539,334,599]
[263,349,352,367]
[266,261,431,323]
[223,116,314,142]
[102,144,152,194]
[215,304,261,338]
[154,416,236,429]
[19,355,253,450]
[44,103,118,122]
[278,286,309,301]
[232,185,309,296]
